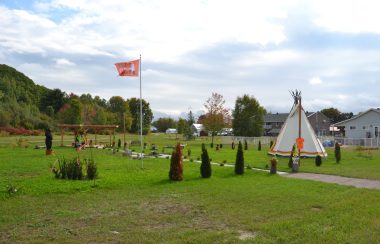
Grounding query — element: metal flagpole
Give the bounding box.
[139,54,143,169]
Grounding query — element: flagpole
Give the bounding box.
[139,54,143,169]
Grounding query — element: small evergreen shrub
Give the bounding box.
[335,142,341,163]
[220,144,223,148]
[117,139,121,149]
[258,141,261,151]
[244,140,248,150]
[288,144,296,168]
[200,143,211,178]
[235,141,245,175]
[315,155,322,167]
[270,140,273,148]
[232,142,235,150]
[187,149,191,157]
[169,143,183,181]
[210,142,214,148]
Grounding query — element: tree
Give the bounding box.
[169,143,183,181]
[235,141,244,175]
[177,118,187,134]
[127,98,153,135]
[258,140,261,151]
[202,93,231,146]
[315,155,322,167]
[200,143,211,178]
[184,110,195,140]
[39,88,68,114]
[152,117,176,132]
[321,107,353,124]
[232,94,266,136]
[60,99,83,124]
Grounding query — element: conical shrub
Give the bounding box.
[200,143,211,178]
[315,155,322,167]
[335,142,341,163]
[244,140,248,150]
[235,141,244,175]
[169,143,183,181]
[258,140,261,151]
[288,144,296,168]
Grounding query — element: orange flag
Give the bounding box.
[115,59,139,76]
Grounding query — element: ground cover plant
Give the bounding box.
[0,144,380,243]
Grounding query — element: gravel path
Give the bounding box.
[283,172,380,190]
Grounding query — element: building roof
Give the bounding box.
[333,108,380,126]
[264,113,289,123]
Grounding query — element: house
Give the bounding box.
[263,113,288,136]
[191,123,208,136]
[264,111,331,136]
[306,111,330,136]
[333,108,380,139]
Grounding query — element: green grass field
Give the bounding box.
[1,134,380,242]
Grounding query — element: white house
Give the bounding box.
[333,108,380,139]
[191,124,207,136]
[165,128,177,134]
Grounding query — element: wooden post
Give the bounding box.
[298,96,302,164]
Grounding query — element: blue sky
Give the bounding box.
[1,0,380,118]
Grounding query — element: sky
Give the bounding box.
[1,0,380,119]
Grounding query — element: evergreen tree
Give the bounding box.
[335,142,341,163]
[244,140,248,150]
[315,155,322,166]
[232,141,235,149]
[258,140,261,151]
[235,141,244,175]
[200,143,211,178]
[169,143,183,181]
[288,144,296,168]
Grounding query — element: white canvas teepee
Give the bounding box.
[269,91,327,157]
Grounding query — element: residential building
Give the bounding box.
[333,108,380,139]
[264,111,331,136]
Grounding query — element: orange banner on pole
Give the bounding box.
[296,137,304,150]
[115,59,139,76]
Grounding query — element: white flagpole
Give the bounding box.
[139,54,143,169]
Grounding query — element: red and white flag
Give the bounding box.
[115,59,139,76]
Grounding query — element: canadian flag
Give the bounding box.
[115,59,139,76]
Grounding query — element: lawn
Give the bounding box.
[0,138,380,243]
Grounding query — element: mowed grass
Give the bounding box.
[0,144,380,243]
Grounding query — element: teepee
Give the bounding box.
[269,91,327,158]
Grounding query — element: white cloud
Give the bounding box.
[309,77,323,85]
[312,0,380,34]
[55,58,75,66]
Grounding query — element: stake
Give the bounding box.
[139,54,143,169]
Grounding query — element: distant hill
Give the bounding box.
[0,64,57,129]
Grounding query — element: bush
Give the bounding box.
[270,140,273,148]
[244,140,248,150]
[210,142,214,148]
[235,141,244,175]
[52,157,96,180]
[187,149,191,157]
[117,139,121,149]
[200,143,211,178]
[258,140,261,151]
[85,157,97,180]
[169,143,183,181]
[219,144,223,149]
[231,142,235,150]
[335,142,341,163]
[315,155,322,167]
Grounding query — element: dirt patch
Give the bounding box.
[238,230,257,240]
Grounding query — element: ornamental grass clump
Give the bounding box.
[200,143,211,178]
[169,143,183,181]
[52,156,97,180]
[235,141,244,175]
